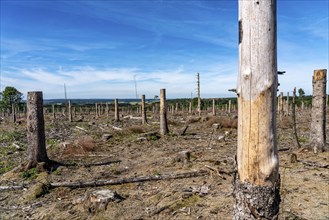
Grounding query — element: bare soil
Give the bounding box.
[0,109,328,220]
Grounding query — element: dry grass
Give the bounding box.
[205,116,237,129]
[187,117,201,124]
[127,125,145,134]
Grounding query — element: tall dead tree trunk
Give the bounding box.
[160,89,169,135]
[286,92,290,116]
[52,104,55,119]
[228,100,232,113]
[11,103,16,123]
[95,103,98,118]
[68,100,72,122]
[141,94,147,124]
[292,87,301,148]
[106,102,109,117]
[310,69,327,153]
[26,91,49,169]
[234,1,280,219]
[212,99,216,116]
[279,92,284,120]
[197,73,201,116]
[114,99,119,122]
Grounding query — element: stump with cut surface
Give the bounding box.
[310,69,327,153]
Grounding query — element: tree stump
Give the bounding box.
[310,69,327,153]
[26,91,49,169]
[114,99,119,122]
[160,89,169,135]
[141,94,147,124]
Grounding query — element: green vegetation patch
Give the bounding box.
[0,130,25,143]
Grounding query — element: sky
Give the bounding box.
[0,0,328,99]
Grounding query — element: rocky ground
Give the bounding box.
[0,108,328,220]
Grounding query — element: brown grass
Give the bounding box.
[127,125,145,134]
[205,116,237,129]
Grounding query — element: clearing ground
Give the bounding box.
[0,108,328,220]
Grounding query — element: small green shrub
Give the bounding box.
[21,168,38,180]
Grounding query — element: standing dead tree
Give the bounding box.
[114,99,119,122]
[310,69,327,153]
[141,94,147,124]
[234,0,280,219]
[25,91,49,169]
[197,72,201,116]
[292,87,301,148]
[212,99,216,116]
[11,103,16,123]
[160,89,169,135]
[68,100,72,122]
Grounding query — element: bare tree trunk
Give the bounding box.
[286,92,290,116]
[292,87,301,148]
[279,92,284,120]
[52,104,55,119]
[11,103,16,123]
[160,89,169,135]
[95,103,98,118]
[197,73,201,116]
[106,102,109,117]
[189,102,192,114]
[114,99,119,122]
[212,99,216,116]
[68,100,72,122]
[228,100,232,113]
[234,1,280,219]
[26,92,49,168]
[310,69,327,153]
[141,94,147,124]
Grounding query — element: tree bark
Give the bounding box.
[310,69,327,153]
[228,100,232,113]
[141,94,147,124]
[160,89,169,135]
[234,0,280,219]
[292,87,301,148]
[114,99,119,122]
[52,104,55,119]
[197,73,201,116]
[212,99,216,116]
[279,92,283,120]
[68,100,72,122]
[26,92,49,168]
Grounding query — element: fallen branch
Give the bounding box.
[75,126,88,133]
[0,185,26,191]
[180,125,189,136]
[58,159,121,167]
[50,170,209,189]
[278,147,290,152]
[182,136,202,140]
[204,165,224,179]
[112,126,122,131]
[298,160,329,169]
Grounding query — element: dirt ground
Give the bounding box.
[0,108,328,220]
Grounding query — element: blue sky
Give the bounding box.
[1,0,328,99]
